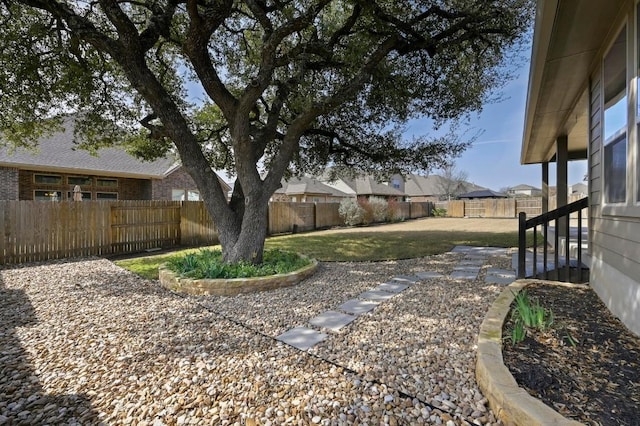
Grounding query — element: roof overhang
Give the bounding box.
[521,0,627,164]
[0,161,165,179]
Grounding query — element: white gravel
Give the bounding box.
[0,251,514,425]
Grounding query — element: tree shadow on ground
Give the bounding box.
[0,275,100,424]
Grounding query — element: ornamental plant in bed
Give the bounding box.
[167,249,311,279]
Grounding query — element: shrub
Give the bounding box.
[369,197,388,222]
[166,248,311,279]
[432,207,447,217]
[338,198,365,226]
[357,197,374,225]
[387,198,400,222]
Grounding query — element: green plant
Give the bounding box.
[368,197,388,222]
[166,248,311,280]
[357,197,374,225]
[386,198,400,222]
[508,289,554,345]
[338,198,364,226]
[432,207,447,217]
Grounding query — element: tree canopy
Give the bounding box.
[0,0,533,262]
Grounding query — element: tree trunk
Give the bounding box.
[217,196,269,264]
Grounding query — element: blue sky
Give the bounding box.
[406,58,588,192]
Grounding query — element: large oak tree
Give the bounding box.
[0,0,532,263]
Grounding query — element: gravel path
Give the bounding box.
[1,250,514,425]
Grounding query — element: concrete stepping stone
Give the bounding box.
[486,268,516,277]
[358,290,396,302]
[338,299,379,315]
[276,326,328,350]
[416,271,444,279]
[391,275,419,284]
[458,259,485,267]
[450,270,479,280]
[453,265,482,272]
[377,282,410,293]
[309,311,357,332]
[484,275,515,285]
[485,268,516,285]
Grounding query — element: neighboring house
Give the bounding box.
[272,176,350,203]
[322,175,407,201]
[570,182,588,197]
[522,0,639,334]
[0,119,230,201]
[507,184,542,197]
[401,173,486,202]
[457,190,508,200]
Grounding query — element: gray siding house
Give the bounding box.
[523,0,639,334]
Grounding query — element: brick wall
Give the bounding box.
[17,169,152,200]
[152,167,199,200]
[0,167,19,200]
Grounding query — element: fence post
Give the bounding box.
[518,212,527,279]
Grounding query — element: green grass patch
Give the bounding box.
[165,248,311,279]
[115,228,540,280]
[265,230,537,262]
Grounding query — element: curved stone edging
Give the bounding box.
[476,279,584,426]
[158,258,318,296]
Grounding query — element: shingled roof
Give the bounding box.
[0,118,177,179]
[338,176,406,197]
[275,176,350,197]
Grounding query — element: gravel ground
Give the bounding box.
[1,251,514,425]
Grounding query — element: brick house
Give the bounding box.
[0,120,229,201]
[272,176,350,203]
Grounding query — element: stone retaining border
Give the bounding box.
[476,279,584,426]
[158,258,318,296]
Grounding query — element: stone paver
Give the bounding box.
[416,271,444,279]
[451,270,479,280]
[486,268,516,278]
[458,259,486,267]
[391,275,420,283]
[309,310,357,332]
[376,282,410,293]
[358,290,396,301]
[338,299,380,315]
[453,265,482,272]
[485,275,515,285]
[276,326,328,350]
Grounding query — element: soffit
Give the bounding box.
[522,0,628,164]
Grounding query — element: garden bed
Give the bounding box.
[158,258,318,296]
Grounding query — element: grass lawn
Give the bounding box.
[115,222,538,280]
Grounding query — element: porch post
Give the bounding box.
[556,135,568,238]
[542,162,549,214]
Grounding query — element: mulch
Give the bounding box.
[502,282,640,426]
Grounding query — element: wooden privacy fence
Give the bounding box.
[437,195,587,218]
[0,200,436,265]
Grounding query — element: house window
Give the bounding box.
[96,178,118,188]
[172,189,200,201]
[96,192,117,200]
[66,191,92,200]
[391,178,402,189]
[68,176,92,186]
[34,190,61,201]
[603,26,627,204]
[34,174,62,185]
